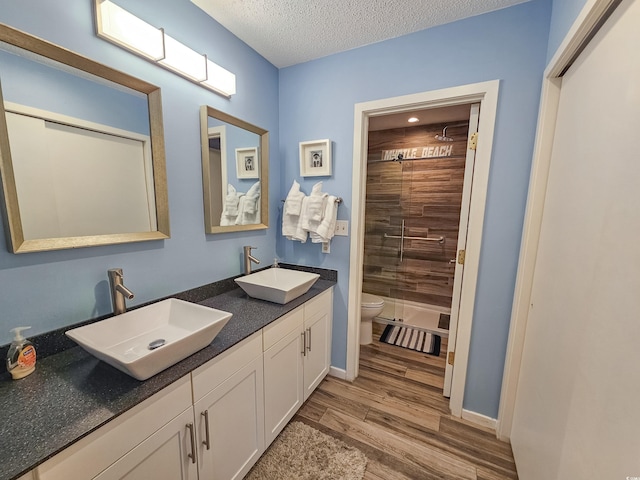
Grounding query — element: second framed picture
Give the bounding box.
[299,139,331,177]
[235,147,259,179]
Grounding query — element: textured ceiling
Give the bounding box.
[191,0,529,68]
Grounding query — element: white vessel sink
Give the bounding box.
[235,268,320,304]
[66,298,232,380]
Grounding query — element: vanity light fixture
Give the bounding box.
[95,0,236,96]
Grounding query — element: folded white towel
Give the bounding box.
[311,195,338,243]
[284,180,305,216]
[306,182,327,223]
[283,194,305,239]
[224,184,241,216]
[243,181,261,215]
[233,181,260,225]
[289,196,308,243]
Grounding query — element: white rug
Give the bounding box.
[246,421,367,480]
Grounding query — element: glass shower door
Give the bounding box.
[362,158,403,322]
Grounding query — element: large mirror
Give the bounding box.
[0,24,170,253]
[200,105,269,233]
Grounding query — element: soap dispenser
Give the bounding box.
[6,326,36,380]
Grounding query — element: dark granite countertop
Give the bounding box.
[0,273,335,480]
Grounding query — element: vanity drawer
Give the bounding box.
[262,306,304,351]
[304,289,332,320]
[191,331,262,402]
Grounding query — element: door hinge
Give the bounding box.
[448,351,455,365]
[469,132,478,150]
[457,249,466,265]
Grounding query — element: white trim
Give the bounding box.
[497,0,618,441]
[462,409,497,430]
[4,101,150,142]
[208,125,228,217]
[328,366,346,380]
[347,81,500,420]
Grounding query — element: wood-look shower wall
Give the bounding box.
[363,123,468,309]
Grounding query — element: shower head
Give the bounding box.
[435,122,469,142]
[435,127,454,142]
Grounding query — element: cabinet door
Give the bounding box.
[196,355,265,480]
[94,407,198,480]
[303,304,332,401]
[263,326,304,446]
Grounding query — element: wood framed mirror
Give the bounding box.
[0,23,170,253]
[200,105,269,234]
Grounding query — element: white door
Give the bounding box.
[263,327,305,446]
[443,103,480,397]
[303,308,331,400]
[94,408,198,480]
[511,0,640,478]
[196,355,265,480]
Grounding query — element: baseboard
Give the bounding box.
[462,409,497,430]
[329,366,347,380]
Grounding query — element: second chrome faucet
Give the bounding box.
[243,246,260,274]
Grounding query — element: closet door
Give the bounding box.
[511,1,640,478]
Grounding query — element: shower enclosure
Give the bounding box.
[362,119,470,337]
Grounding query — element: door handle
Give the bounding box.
[201,410,211,450]
[306,327,312,353]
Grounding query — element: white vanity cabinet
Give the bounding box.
[263,288,333,446]
[32,288,333,480]
[191,331,265,480]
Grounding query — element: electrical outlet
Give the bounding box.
[321,241,330,254]
[335,220,349,236]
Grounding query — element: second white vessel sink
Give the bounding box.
[66,298,232,380]
[235,268,320,304]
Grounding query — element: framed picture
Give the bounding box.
[235,147,259,179]
[299,139,331,177]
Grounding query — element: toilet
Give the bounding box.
[360,293,384,345]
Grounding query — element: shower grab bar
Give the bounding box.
[384,233,445,244]
[384,218,445,247]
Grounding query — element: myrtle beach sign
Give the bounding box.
[381,145,453,161]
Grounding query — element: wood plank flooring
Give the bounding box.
[293,323,519,479]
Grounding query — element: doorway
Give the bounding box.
[347,81,500,420]
[362,102,479,397]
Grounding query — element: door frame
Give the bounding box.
[347,80,500,418]
[497,0,621,440]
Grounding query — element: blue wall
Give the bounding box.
[0,0,560,419]
[547,0,589,61]
[0,0,279,344]
[278,0,552,418]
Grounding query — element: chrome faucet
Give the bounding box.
[243,246,260,274]
[108,268,135,315]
